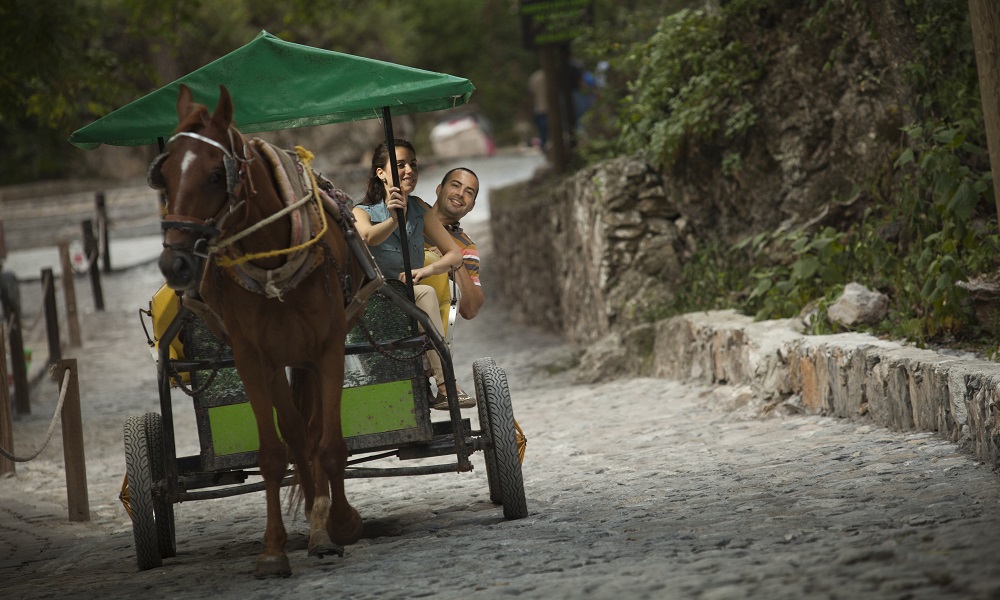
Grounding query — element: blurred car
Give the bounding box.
[429,112,496,158]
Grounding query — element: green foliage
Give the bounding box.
[739,226,850,322]
[899,0,979,123]
[577,1,765,169]
[657,116,997,346]
[646,238,756,321]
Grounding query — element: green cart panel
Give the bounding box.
[179,282,432,471]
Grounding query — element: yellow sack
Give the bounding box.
[422,250,451,334]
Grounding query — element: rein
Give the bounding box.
[210,146,329,268]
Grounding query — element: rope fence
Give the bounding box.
[18,275,51,336]
[0,359,90,521]
[0,368,71,462]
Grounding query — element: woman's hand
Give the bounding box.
[399,266,433,285]
[385,186,406,219]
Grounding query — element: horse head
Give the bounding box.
[152,83,247,293]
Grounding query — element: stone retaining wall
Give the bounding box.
[491,156,688,345]
[654,310,1000,468]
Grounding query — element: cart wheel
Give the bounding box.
[143,412,176,558]
[473,357,501,504]
[480,366,528,519]
[124,415,162,570]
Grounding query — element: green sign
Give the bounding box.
[521,0,592,46]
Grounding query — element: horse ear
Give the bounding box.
[212,85,234,130]
[176,84,194,121]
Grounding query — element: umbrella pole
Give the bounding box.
[382,107,416,303]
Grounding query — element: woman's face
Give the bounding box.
[377,146,418,197]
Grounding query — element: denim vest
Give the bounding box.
[358,195,427,277]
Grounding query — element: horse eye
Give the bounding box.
[208,169,226,186]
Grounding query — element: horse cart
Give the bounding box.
[69,32,527,574]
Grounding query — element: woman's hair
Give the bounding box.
[361,138,416,206]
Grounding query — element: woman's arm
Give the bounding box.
[352,188,406,246]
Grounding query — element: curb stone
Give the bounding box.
[653,309,1000,468]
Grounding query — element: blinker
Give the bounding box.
[148,152,169,190]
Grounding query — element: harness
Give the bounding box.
[149,129,386,333]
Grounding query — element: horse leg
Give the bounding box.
[292,367,343,558]
[239,364,299,578]
[317,349,363,546]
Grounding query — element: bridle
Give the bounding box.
[150,127,253,264]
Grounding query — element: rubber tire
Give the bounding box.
[480,366,528,519]
[124,415,162,570]
[473,357,501,504]
[143,412,176,558]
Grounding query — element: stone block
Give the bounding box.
[868,347,915,430]
[829,345,866,418]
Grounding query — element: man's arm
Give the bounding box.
[455,265,484,319]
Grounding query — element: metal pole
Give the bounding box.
[81,220,104,311]
[381,106,416,305]
[95,192,111,273]
[56,359,89,521]
[0,323,15,476]
[42,268,61,365]
[58,241,82,347]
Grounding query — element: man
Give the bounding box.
[527,68,548,150]
[425,167,484,322]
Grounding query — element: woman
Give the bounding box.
[352,139,474,410]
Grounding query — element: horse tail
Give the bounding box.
[284,366,320,516]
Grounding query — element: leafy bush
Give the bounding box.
[615,5,763,169]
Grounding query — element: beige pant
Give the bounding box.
[413,284,446,388]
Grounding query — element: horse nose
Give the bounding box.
[158,250,196,290]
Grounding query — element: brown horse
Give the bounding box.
[152,83,370,578]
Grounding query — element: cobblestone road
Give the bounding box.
[3,170,1000,598]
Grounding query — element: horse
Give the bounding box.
[151,83,375,578]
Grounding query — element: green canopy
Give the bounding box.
[69,31,475,149]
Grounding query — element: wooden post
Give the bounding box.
[95,192,112,273]
[58,241,82,348]
[55,359,89,521]
[81,220,104,311]
[42,268,61,365]
[0,323,15,476]
[969,0,1000,222]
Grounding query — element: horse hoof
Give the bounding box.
[308,530,345,558]
[328,506,363,546]
[254,553,292,579]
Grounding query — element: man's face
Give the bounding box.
[435,170,479,223]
